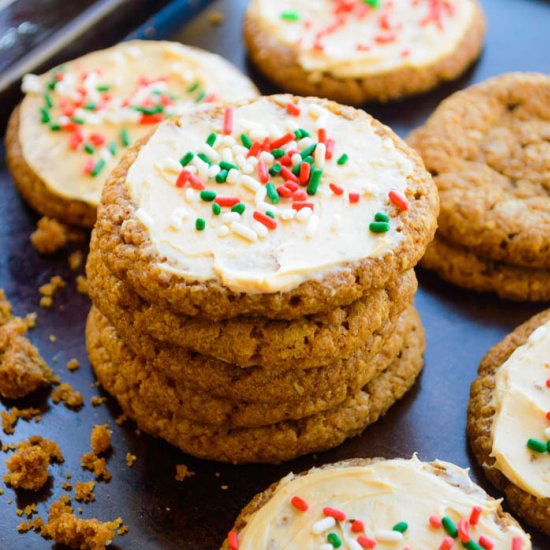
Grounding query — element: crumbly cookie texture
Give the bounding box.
[244,0,485,104]
[468,308,550,536]
[409,73,550,269]
[93,94,437,320]
[421,236,550,302]
[221,457,530,549]
[90,425,112,455]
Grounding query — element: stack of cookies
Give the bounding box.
[86,94,438,463]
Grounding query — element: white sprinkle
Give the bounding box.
[250,128,269,141]
[311,517,335,535]
[241,175,262,192]
[330,214,342,232]
[291,153,302,166]
[305,214,319,237]
[156,157,182,173]
[135,208,154,228]
[221,148,234,163]
[193,157,209,180]
[248,156,258,167]
[235,154,248,170]
[255,187,267,204]
[221,135,236,147]
[185,189,197,202]
[259,151,274,164]
[280,209,296,220]
[208,164,221,178]
[257,202,278,214]
[217,225,230,238]
[243,163,255,174]
[314,143,326,168]
[309,103,324,118]
[199,143,220,161]
[21,74,42,94]
[168,207,188,230]
[320,545,333,550]
[528,326,547,344]
[298,137,313,149]
[231,222,257,242]
[346,540,363,550]
[296,207,313,221]
[59,115,71,126]
[232,145,249,157]
[287,140,298,151]
[222,212,240,223]
[375,530,403,543]
[226,169,241,185]
[252,221,268,238]
[99,148,112,162]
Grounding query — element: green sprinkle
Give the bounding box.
[84,103,97,111]
[91,159,106,177]
[369,221,390,233]
[300,143,317,159]
[120,128,130,147]
[206,132,217,147]
[307,168,323,196]
[212,203,221,215]
[44,93,53,109]
[266,183,280,204]
[337,153,349,165]
[96,84,111,92]
[200,190,217,202]
[180,152,194,166]
[215,170,229,183]
[49,122,61,131]
[40,107,50,124]
[527,438,547,453]
[108,142,117,156]
[197,153,212,166]
[295,128,311,140]
[327,532,342,548]
[548,440,550,452]
[363,0,380,6]
[441,517,458,538]
[47,81,56,90]
[71,117,85,125]
[281,11,300,22]
[241,133,252,149]
[134,105,163,115]
[292,162,302,176]
[303,155,314,165]
[392,522,408,533]
[220,160,238,171]
[187,81,201,93]
[266,211,275,219]
[464,541,484,550]
[83,144,95,155]
[195,218,206,231]
[231,202,245,214]
[271,148,285,159]
[268,163,282,177]
[375,212,390,223]
[195,90,206,103]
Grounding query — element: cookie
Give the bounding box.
[468,308,550,536]
[5,40,258,227]
[222,456,530,549]
[421,236,550,302]
[243,0,485,104]
[408,73,550,269]
[87,306,416,428]
[87,307,425,463]
[87,247,417,369]
[93,94,437,320]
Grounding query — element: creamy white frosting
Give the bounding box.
[18,40,257,206]
[491,320,550,499]
[126,96,416,294]
[249,0,476,78]
[236,457,530,549]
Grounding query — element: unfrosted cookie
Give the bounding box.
[468,308,550,536]
[222,456,530,549]
[93,94,437,320]
[421,236,550,302]
[87,246,417,369]
[5,40,258,227]
[409,73,550,269]
[243,0,485,104]
[87,307,425,463]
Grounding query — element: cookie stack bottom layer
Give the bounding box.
[86,306,424,464]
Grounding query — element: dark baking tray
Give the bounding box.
[0,0,549,548]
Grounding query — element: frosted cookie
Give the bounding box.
[5,40,258,227]
[222,456,530,549]
[468,308,550,536]
[93,94,437,320]
[243,0,485,104]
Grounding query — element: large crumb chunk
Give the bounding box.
[76,275,89,296]
[51,383,84,409]
[30,217,69,254]
[75,481,95,503]
[81,453,111,482]
[68,250,84,271]
[175,464,194,482]
[90,425,111,455]
[1,406,41,435]
[39,276,66,308]
[0,290,52,399]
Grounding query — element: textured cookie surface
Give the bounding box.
[87,307,425,463]
[468,308,550,536]
[5,40,258,227]
[93,94,437,320]
[222,457,530,549]
[409,73,550,268]
[244,0,485,104]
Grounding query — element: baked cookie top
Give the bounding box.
[491,318,550,499]
[17,40,257,208]
[246,0,478,79]
[228,456,530,549]
[120,95,433,296]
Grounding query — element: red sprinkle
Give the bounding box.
[317,128,327,144]
[546,378,550,388]
[351,520,364,533]
[389,190,410,211]
[83,158,94,175]
[292,202,314,211]
[253,211,277,230]
[280,154,292,166]
[458,519,470,543]
[349,192,360,204]
[357,535,377,548]
[140,114,164,124]
[469,506,482,525]
[546,411,550,421]
[277,185,293,198]
[228,530,239,550]
[329,183,344,195]
[326,138,335,160]
[257,161,269,184]
[271,133,294,149]
[478,536,494,550]
[280,166,299,184]
[429,515,442,528]
[188,173,206,190]
[247,142,262,158]
[300,162,311,185]
[374,32,396,44]
[293,190,308,201]
[323,506,346,522]
[439,537,454,550]
[285,181,299,192]
[512,537,523,550]
[290,495,308,512]
[215,197,241,207]
[261,137,272,151]
[176,170,189,188]
[89,133,105,146]
[286,102,301,116]
[223,106,234,135]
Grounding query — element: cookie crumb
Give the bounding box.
[90,396,107,407]
[117,524,129,536]
[51,383,84,409]
[39,276,66,308]
[76,275,89,296]
[2,407,41,435]
[68,250,84,271]
[30,217,69,255]
[81,452,111,482]
[49,334,56,343]
[115,414,127,425]
[62,481,73,491]
[207,9,224,25]
[67,358,80,372]
[175,464,194,482]
[18,516,44,533]
[91,425,111,455]
[75,481,95,503]
[126,453,137,468]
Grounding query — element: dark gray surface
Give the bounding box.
[0,0,549,548]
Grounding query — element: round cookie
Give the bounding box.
[5,40,258,227]
[87,307,425,463]
[408,73,550,269]
[222,456,530,549]
[468,308,550,536]
[243,0,485,104]
[421,236,550,302]
[87,246,417,369]
[87,306,415,428]
[93,94,438,320]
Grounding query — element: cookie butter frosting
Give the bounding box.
[126,96,416,293]
[18,40,257,206]
[234,457,530,549]
[248,0,476,78]
[491,320,550,499]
